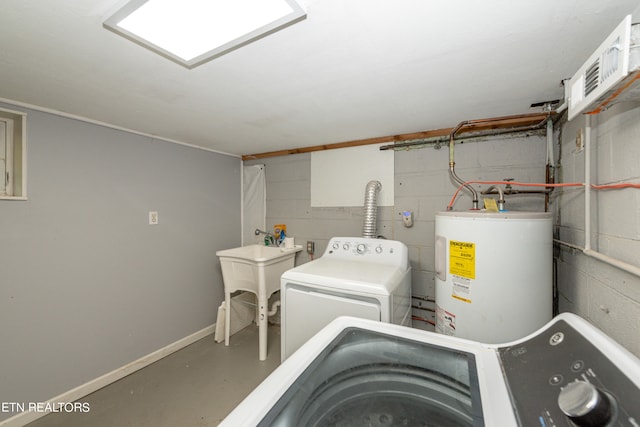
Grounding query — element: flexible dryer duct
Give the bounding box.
[362,180,382,238]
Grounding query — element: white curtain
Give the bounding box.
[242,164,266,246]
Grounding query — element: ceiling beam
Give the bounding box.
[241,112,553,160]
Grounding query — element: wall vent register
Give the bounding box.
[569,15,640,120]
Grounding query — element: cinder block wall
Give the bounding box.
[245,132,548,331]
[555,102,640,357]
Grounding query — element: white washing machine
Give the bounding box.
[280,237,411,361]
[221,313,640,426]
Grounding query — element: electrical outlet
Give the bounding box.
[149,211,159,225]
[307,241,315,255]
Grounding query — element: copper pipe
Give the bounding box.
[447,114,550,210]
[449,122,479,209]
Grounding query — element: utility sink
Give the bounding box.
[216,244,302,360]
[217,244,302,264]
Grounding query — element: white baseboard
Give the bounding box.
[0,324,216,427]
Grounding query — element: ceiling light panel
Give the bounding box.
[104,0,306,69]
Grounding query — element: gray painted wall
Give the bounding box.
[555,102,640,357]
[245,132,549,332]
[0,103,240,420]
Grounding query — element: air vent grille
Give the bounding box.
[584,60,600,97]
[601,37,621,82]
[568,15,634,121]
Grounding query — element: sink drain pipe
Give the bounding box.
[362,180,382,238]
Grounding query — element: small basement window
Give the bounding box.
[0,107,27,200]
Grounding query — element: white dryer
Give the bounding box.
[280,237,411,360]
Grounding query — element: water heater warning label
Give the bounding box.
[449,240,475,279]
[436,305,456,336]
[452,275,472,303]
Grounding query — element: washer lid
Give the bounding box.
[220,316,517,427]
[281,257,406,295]
[258,326,485,426]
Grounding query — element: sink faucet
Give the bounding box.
[255,228,277,246]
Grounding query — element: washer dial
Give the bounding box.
[557,381,613,426]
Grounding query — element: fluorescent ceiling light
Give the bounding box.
[104,0,306,69]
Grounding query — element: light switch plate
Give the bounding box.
[149,211,159,225]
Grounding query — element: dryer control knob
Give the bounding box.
[356,243,367,254]
[558,381,612,426]
[332,242,340,250]
[342,243,350,251]
[375,245,383,254]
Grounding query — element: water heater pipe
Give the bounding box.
[447,114,551,210]
[482,185,506,211]
[362,180,382,238]
[546,117,555,168]
[449,122,479,210]
[545,117,556,211]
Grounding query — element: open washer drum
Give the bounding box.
[221,314,640,427]
[280,237,411,361]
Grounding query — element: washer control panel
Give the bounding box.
[324,237,408,269]
[498,319,640,426]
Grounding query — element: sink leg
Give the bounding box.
[258,295,268,361]
[224,292,231,347]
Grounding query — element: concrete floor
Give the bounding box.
[26,325,281,427]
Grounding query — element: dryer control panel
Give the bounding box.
[498,319,640,426]
[324,237,408,270]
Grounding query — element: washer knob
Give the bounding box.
[342,243,350,251]
[557,381,612,426]
[332,242,339,250]
[375,245,383,254]
[356,243,367,254]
